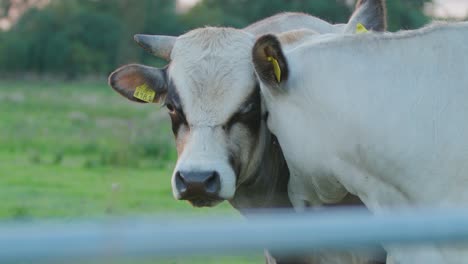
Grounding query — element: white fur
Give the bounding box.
[172,127,237,199]
[257,22,468,263]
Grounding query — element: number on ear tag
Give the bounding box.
[133,83,156,103]
[267,56,282,83]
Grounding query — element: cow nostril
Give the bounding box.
[204,171,220,194]
[175,171,187,194]
[176,171,221,200]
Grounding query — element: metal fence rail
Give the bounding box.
[2,208,468,263]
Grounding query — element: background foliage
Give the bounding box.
[0,0,437,78]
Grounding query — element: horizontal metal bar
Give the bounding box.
[1,207,468,263]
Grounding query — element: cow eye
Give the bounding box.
[240,103,254,115]
[166,103,175,113]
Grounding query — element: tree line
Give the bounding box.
[0,0,433,79]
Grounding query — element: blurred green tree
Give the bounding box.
[0,0,435,78]
[185,0,433,31]
[183,0,351,28]
[0,0,182,77]
[387,0,432,31]
[5,3,122,77]
[0,0,11,17]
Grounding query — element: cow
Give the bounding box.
[252,11,468,264]
[108,1,387,263]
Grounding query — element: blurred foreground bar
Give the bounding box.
[1,207,468,263]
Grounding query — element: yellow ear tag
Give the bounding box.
[356,23,369,34]
[267,56,282,82]
[133,83,156,103]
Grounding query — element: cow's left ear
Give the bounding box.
[252,34,289,89]
[108,64,168,104]
[344,0,387,33]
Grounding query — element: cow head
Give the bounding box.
[109,28,262,207]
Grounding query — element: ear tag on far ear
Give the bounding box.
[133,83,156,103]
[356,23,369,34]
[267,56,282,83]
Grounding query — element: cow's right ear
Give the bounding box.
[252,34,289,89]
[108,64,167,103]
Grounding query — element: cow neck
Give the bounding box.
[229,131,292,212]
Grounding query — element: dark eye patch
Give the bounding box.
[238,102,254,115]
[164,80,188,135]
[169,108,188,135]
[224,85,262,135]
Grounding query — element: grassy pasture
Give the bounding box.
[0,80,261,263]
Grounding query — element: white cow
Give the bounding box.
[252,16,468,264]
[108,1,386,263]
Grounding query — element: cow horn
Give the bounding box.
[134,34,176,61]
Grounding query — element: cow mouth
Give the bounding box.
[188,197,223,207]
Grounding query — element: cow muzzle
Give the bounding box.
[174,170,222,206]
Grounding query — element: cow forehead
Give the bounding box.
[169,28,257,126]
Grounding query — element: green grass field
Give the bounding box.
[0,80,261,263]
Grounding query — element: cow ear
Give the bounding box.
[344,0,387,33]
[252,34,289,89]
[108,64,168,104]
